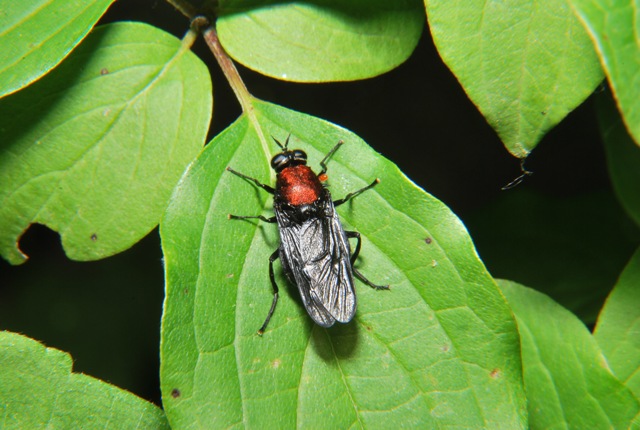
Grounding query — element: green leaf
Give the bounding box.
[160,99,526,428]
[594,247,640,398]
[598,90,640,228]
[499,280,640,429]
[217,0,424,82]
[569,0,640,147]
[0,0,115,98]
[0,22,212,264]
[0,331,169,429]
[466,189,639,323]
[425,0,604,157]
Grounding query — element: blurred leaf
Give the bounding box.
[0,22,212,264]
[465,189,639,323]
[160,99,526,428]
[217,0,424,82]
[594,246,640,398]
[0,0,114,98]
[569,0,640,147]
[598,90,640,228]
[499,280,640,429]
[0,331,168,429]
[425,0,603,157]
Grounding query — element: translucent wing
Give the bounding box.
[277,198,356,327]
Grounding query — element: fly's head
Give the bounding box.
[271,135,307,173]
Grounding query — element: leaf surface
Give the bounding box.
[0,331,169,429]
[0,22,212,264]
[595,247,640,398]
[499,280,640,429]
[160,99,526,428]
[598,91,640,228]
[569,0,640,146]
[0,0,114,98]
[217,0,424,82]
[425,0,603,157]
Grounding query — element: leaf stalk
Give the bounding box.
[167,1,270,155]
[196,17,269,154]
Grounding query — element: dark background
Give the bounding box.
[2,0,635,407]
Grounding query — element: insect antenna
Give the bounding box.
[272,136,284,149]
[271,134,291,150]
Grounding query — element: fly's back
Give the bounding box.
[276,165,323,206]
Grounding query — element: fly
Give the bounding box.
[227,136,388,335]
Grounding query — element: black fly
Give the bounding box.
[227,136,388,335]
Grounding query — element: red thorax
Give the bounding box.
[276,165,324,206]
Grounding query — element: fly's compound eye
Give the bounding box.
[271,150,308,171]
[292,150,307,163]
[271,153,289,171]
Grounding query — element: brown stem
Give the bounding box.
[202,26,253,115]
[201,23,267,149]
[169,5,269,153]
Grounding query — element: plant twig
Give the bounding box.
[200,24,252,116]
[198,19,268,152]
[177,8,269,154]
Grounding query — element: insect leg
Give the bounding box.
[319,140,344,176]
[346,231,389,291]
[334,179,379,207]
[345,230,363,265]
[227,167,275,194]
[258,249,281,335]
[228,214,276,223]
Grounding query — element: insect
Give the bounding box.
[227,136,388,335]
